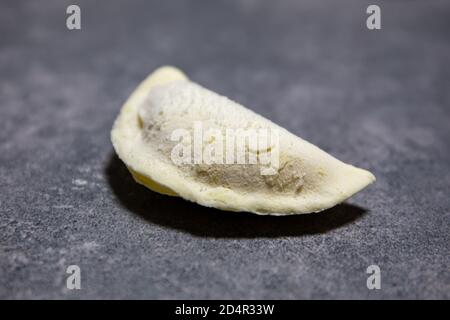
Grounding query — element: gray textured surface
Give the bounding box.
[0,0,449,299]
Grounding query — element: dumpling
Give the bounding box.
[111,66,375,215]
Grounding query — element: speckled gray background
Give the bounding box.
[0,0,449,299]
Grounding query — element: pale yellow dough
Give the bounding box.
[111,66,375,215]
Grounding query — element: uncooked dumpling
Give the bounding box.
[111,66,375,215]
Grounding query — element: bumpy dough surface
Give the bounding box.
[111,66,375,215]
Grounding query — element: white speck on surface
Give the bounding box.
[72,179,87,186]
[78,241,100,253]
[53,205,74,209]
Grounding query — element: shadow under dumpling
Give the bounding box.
[105,153,367,238]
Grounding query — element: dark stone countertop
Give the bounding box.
[0,0,449,299]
